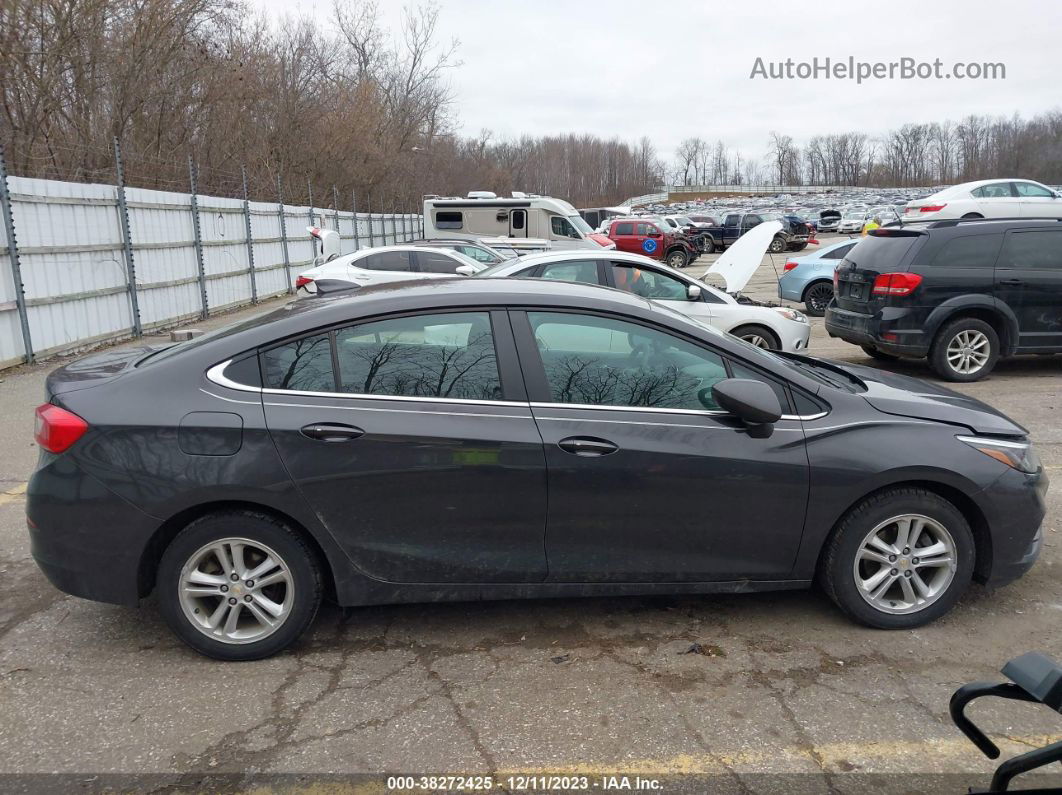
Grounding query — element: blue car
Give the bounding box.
[778,238,859,316]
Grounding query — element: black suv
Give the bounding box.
[825,218,1062,381]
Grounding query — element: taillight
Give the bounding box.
[872,272,923,296]
[783,261,799,271]
[295,276,313,289]
[918,204,947,213]
[35,404,88,453]
[833,268,840,290]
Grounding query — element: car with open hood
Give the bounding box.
[476,226,811,352]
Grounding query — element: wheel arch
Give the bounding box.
[813,479,993,584]
[925,297,1019,357]
[138,500,340,602]
[800,278,834,302]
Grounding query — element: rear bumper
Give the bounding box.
[27,455,158,607]
[825,305,931,356]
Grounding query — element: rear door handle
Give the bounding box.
[300,423,364,442]
[999,278,1023,286]
[557,437,619,457]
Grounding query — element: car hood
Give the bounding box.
[706,220,782,292]
[837,361,1027,436]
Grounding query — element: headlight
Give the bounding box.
[957,435,1041,474]
[772,307,808,323]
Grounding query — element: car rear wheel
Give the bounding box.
[803,282,834,316]
[731,324,780,350]
[701,237,715,254]
[860,344,899,361]
[929,317,999,382]
[820,488,974,629]
[768,236,786,254]
[666,249,688,269]
[158,511,322,660]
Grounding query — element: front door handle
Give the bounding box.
[557,436,619,457]
[300,423,364,442]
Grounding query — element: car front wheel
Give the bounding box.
[157,511,322,660]
[820,488,974,629]
[666,249,688,269]
[731,324,780,350]
[929,317,999,382]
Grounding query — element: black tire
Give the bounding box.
[928,316,1000,382]
[666,249,688,269]
[819,487,975,629]
[702,236,715,254]
[768,236,786,254]
[789,242,809,251]
[860,344,899,361]
[730,324,781,350]
[802,282,835,317]
[157,511,323,661]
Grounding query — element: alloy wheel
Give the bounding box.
[178,537,294,644]
[852,514,957,615]
[946,330,991,375]
[806,283,834,313]
[740,332,772,348]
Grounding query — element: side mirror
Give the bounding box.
[711,379,782,437]
[455,264,477,276]
[686,284,702,301]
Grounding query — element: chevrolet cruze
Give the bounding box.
[28,279,1046,660]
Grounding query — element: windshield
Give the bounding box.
[675,216,693,225]
[567,215,593,235]
[473,260,521,278]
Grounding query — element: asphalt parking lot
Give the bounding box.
[2,235,1061,792]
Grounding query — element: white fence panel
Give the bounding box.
[0,197,27,368]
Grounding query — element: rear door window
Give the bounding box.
[998,230,1062,270]
[821,243,856,260]
[614,222,634,236]
[539,260,600,284]
[359,250,413,272]
[261,333,335,392]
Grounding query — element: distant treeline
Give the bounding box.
[2,0,1058,210]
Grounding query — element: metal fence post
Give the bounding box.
[241,166,258,304]
[307,180,316,259]
[188,157,209,317]
[113,138,142,337]
[331,185,341,238]
[278,174,292,293]
[390,211,397,245]
[352,191,360,251]
[0,145,33,363]
[367,193,375,247]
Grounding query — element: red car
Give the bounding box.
[606,218,696,269]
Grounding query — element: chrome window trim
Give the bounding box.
[263,400,529,420]
[207,359,525,408]
[208,360,830,420]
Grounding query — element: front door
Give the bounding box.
[512,309,809,582]
[261,310,548,583]
[994,228,1062,350]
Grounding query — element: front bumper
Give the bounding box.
[27,454,158,607]
[779,320,812,353]
[976,466,1048,588]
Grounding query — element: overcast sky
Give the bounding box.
[251,0,1059,163]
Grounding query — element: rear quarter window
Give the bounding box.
[842,234,921,272]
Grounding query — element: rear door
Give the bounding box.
[260,309,548,583]
[994,228,1062,350]
[610,222,637,254]
[351,250,420,284]
[971,182,1020,217]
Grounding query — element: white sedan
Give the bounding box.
[295,245,485,296]
[903,179,1062,223]
[475,250,811,352]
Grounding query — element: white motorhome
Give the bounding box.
[422,191,605,250]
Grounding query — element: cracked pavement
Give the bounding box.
[1,236,1061,792]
